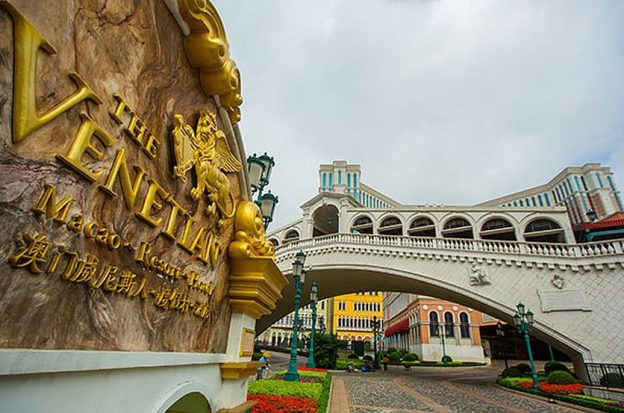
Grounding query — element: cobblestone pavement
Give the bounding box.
[335,364,584,413]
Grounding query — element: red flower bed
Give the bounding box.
[248,394,318,413]
[518,381,583,395]
[298,367,328,373]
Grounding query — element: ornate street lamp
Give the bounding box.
[372,316,380,369]
[285,251,306,382]
[247,153,278,229]
[514,302,539,389]
[496,321,508,369]
[259,191,278,228]
[306,282,318,368]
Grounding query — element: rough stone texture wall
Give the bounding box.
[0,1,239,353]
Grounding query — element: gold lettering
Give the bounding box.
[99,148,146,210]
[143,133,160,159]
[2,2,102,143]
[66,214,84,232]
[56,112,115,181]
[109,94,126,125]
[136,179,168,227]
[162,197,188,240]
[187,226,208,264]
[32,184,74,223]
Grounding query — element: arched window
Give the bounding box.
[459,312,470,338]
[378,216,403,236]
[408,217,436,237]
[524,219,565,243]
[351,215,373,234]
[268,238,279,247]
[429,312,439,337]
[442,217,473,239]
[480,218,516,241]
[283,230,300,244]
[444,312,455,337]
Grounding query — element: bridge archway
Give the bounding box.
[312,205,339,237]
[262,252,600,378]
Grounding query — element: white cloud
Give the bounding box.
[214,0,624,228]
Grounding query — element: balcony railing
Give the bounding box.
[276,233,624,259]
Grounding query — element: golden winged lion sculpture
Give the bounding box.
[172,110,242,227]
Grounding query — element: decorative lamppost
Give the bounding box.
[496,321,508,369]
[306,282,318,368]
[514,302,539,389]
[372,316,380,368]
[285,251,306,382]
[247,153,278,229]
[435,324,448,367]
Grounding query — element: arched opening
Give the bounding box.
[524,218,565,243]
[351,215,373,234]
[480,218,516,241]
[444,311,455,337]
[378,216,403,236]
[313,205,339,237]
[407,216,436,237]
[283,230,300,245]
[441,217,474,239]
[166,392,211,413]
[459,312,471,338]
[429,311,439,337]
[268,238,279,247]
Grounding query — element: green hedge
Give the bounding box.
[497,377,624,413]
[547,370,578,384]
[317,372,333,413]
[336,358,365,370]
[248,380,323,399]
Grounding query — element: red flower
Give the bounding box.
[298,367,328,373]
[518,381,583,395]
[248,394,318,413]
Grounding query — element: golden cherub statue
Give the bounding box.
[172,110,241,227]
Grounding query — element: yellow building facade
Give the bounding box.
[333,292,384,343]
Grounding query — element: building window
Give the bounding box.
[444,312,454,337]
[329,173,333,188]
[339,301,345,311]
[354,174,358,188]
[338,171,342,184]
[459,312,470,338]
[322,173,326,189]
[538,194,543,206]
[347,173,351,188]
[545,193,551,207]
[429,312,439,337]
[597,173,604,188]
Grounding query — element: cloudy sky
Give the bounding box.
[215,0,624,230]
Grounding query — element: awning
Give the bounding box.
[384,318,409,337]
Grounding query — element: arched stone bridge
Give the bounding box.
[258,233,624,376]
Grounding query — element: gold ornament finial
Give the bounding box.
[178,0,243,123]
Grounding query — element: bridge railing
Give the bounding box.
[585,363,624,388]
[276,233,624,259]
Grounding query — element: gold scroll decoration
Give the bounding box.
[178,0,243,124]
[228,201,287,319]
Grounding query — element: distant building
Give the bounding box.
[257,300,330,348]
[383,293,486,363]
[478,163,623,226]
[333,292,384,345]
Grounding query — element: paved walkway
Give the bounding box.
[329,364,584,413]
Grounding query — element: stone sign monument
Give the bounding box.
[0,1,287,412]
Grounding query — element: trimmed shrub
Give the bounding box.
[387,347,397,353]
[362,355,373,362]
[547,370,578,385]
[600,372,624,387]
[347,353,359,359]
[248,379,323,399]
[335,358,365,370]
[441,355,453,364]
[388,352,401,361]
[501,367,524,378]
[402,353,419,362]
[515,363,532,374]
[545,361,570,375]
[398,349,409,358]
